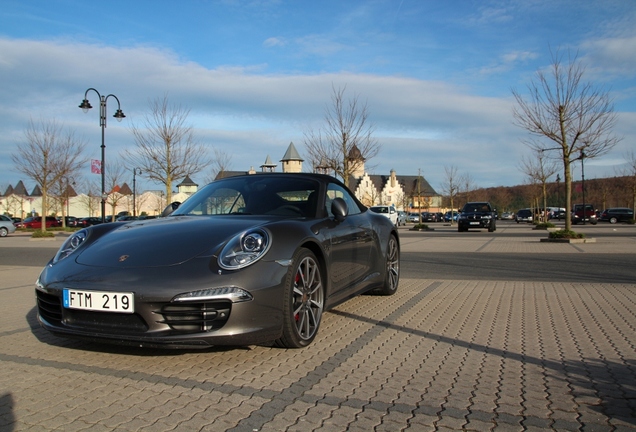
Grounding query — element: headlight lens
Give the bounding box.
[52,230,87,264]
[218,229,270,270]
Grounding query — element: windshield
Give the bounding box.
[173,176,321,218]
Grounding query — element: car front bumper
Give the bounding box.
[35,258,290,348]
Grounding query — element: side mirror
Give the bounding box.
[161,201,181,217]
[331,198,348,222]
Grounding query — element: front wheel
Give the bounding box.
[0,227,7,237]
[376,235,399,296]
[275,248,324,348]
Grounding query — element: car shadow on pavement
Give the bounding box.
[0,392,16,432]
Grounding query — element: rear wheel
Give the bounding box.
[0,227,7,237]
[275,248,324,348]
[376,235,399,296]
[610,217,618,224]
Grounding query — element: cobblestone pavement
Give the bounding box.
[1,225,635,431]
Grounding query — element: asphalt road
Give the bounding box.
[402,252,636,283]
[3,225,635,284]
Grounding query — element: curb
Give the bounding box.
[540,238,597,243]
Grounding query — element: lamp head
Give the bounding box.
[113,109,126,122]
[78,99,92,113]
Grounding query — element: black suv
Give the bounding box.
[599,207,634,224]
[458,202,497,232]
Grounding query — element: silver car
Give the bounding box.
[0,215,17,237]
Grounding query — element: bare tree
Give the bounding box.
[512,49,621,231]
[124,96,211,203]
[104,162,127,221]
[440,166,461,225]
[204,147,233,183]
[11,119,87,233]
[618,150,636,211]
[50,177,78,228]
[303,85,380,187]
[520,150,559,222]
[459,172,476,205]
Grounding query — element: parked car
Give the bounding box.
[515,209,533,223]
[433,212,444,222]
[457,202,496,232]
[397,211,407,226]
[57,216,78,227]
[15,216,60,229]
[369,205,398,226]
[500,212,514,220]
[444,211,461,222]
[407,212,421,223]
[599,208,634,224]
[571,204,597,225]
[548,208,567,220]
[0,215,17,237]
[420,212,436,222]
[76,217,103,227]
[35,173,400,349]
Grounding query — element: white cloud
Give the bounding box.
[263,37,286,48]
[0,36,633,193]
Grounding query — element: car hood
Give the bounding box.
[75,216,271,268]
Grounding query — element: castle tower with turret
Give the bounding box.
[281,142,304,173]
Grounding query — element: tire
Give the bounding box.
[0,227,7,237]
[376,235,399,296]
[275,248,324,348]
[610,217,618,224]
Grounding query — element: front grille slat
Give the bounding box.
[158,302,231,332]
[36,290,63,324]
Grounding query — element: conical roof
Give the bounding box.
[13,180,29,196]
[281,142,304,162]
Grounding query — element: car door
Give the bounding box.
[324,182,374,300]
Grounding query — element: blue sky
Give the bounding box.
[1,0,635,196]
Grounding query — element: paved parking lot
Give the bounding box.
[1,223,635,431]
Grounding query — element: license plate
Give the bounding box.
[63,289,134,314]
[469,222,479,225]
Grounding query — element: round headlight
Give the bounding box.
[52,230,87,264]
[219,229,270,270]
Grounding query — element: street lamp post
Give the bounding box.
[132,168,142,217]
[79,88,125,223]
[556,174,561,216]
[580,151,586,225]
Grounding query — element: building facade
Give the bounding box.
[1,142,441,219]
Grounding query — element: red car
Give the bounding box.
[15,216,61,229]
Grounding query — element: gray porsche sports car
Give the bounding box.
[36,173,400,349]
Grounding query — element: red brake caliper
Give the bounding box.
[294,271,301,322]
